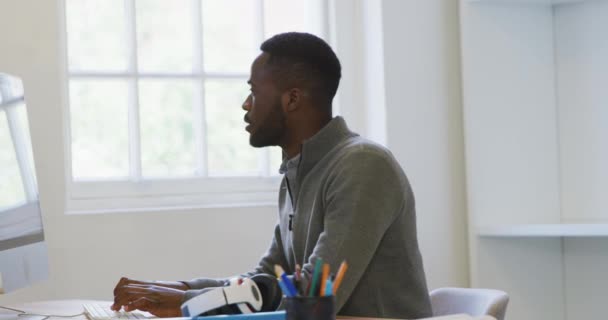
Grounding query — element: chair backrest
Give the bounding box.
[429,287,509,320]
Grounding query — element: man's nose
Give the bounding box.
[242,95,251,111]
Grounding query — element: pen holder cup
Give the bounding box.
[285,296,336,320]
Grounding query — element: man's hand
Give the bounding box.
[112,277,188,317]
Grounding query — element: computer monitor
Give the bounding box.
[0,73,49,294]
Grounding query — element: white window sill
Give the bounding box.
[65,176,282,215]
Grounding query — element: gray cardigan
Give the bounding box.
[184,117,432,319]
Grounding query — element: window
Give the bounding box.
[62,0,329,213]
[0,74,37,211]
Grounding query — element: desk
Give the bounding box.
[0,300,493,320]
[0,300,106,320]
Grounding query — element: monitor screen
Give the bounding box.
[0,73,48,294]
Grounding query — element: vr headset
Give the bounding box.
[181,274,282,317]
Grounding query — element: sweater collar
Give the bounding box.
[296,116,358,181]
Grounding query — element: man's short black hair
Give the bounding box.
[260,32,342,107]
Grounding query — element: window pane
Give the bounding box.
[205,79,258,176]
[136,0,194,73]
[263,0,326,39]
[139,79,196,177]
[0,113,26,208]
[202,0,258,73]
[70,79,129,179]
[66,0,127,72]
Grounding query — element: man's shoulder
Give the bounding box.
[323,136,406,180]
[335,136,396,163]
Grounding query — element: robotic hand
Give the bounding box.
[180,274,282,317]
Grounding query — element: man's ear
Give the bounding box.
[282,88,301,112]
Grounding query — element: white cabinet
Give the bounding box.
[459,0,608,319]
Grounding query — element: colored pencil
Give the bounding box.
[320,263,330,296]
[309,258,323,296]
[332,261,348,295]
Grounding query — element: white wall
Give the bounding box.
[381,0,469,289]
[0,0,469,304]
[555,2,608,319]
[459,1,608,319]
[458,3,565,320]
[555,1,608,224]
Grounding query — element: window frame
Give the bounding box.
[59,0,332,214]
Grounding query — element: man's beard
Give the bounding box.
[249,101,286,148]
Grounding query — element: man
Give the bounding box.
[112,32,432,319]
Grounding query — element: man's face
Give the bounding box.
[243,53,286,148]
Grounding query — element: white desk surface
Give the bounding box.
[0,300,493,320]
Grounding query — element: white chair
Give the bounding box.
[429,287,509,320]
